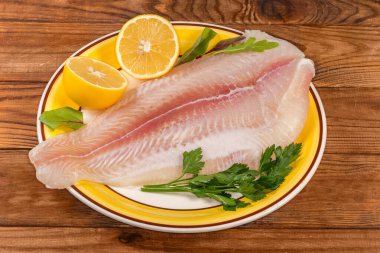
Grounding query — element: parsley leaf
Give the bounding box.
[208,35,245,53]
[190,175,215,186]
[39,106,84,130]
[260,144,275,170]
[212,37,279,55]
[224,163,250,174]
[244,191,266,202]
[257,175,285,190]
[182,147,205,176]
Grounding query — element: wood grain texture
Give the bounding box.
[1,0,380,251]
[1,22,379,87]
[0,227,379,253]
[1,0,379,26]
[0,82,40,149]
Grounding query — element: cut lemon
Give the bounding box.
[116,14,179,79]
[63,56,128,109]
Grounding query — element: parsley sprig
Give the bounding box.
[141,143,302,211]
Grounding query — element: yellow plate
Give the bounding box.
[36,22,327,233]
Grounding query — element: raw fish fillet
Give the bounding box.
[29,31,315,189]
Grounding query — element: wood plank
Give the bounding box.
[0,227,379,253]
[1,22,379,87]
[0,144,379,228]
[0,149,116,227]
[1,85,379,153]
[1,0,379,26]
[322,88,380,155]
[0,82,40,149]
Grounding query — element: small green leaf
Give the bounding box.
[233,170,258,183]
[273,166,292,178]
[190,175,214,186]
[239,181,256,195]
[249,40,279,52]
[224,163,250,174]
[244,191,266,202]
[222,205,237,211]
[182,147,205,176]
[205,193,237,211]
[214,172,235,185]
[282,143,302,164]
[212,164,251,185]
[274,146,283,159]
[212,37,255,55]
[257,175,284,190]
[176,28,217,65]
[39,106,83,130]
[270,143,302,178]
[208,35,245,52]
[192,188,207,198]
[236,199,250,208]
[260,145,275,165]
[212,37,279,55]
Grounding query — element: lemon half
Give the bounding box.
[63,56,128,109]
[116,14,179,79]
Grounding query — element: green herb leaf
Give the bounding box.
[224,163,250,174]
[282,143,303,165]
[39,106,83,130]
[190,175,215,186]
[182,147,205,176]
[214,172,235,185]
[209,35,245,52]
[244,191,266,202]
[191,188,207,198]
[257,175,284,190]
[211,164,250,185]
[176,28,217,65]
[272,143,302,178]
[236,199,250,208]
[233,170,258,184]
[212,37,279,55]
[260,145,275,169]
[205,193,238,211]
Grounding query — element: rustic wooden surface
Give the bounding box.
[0,0,379,252]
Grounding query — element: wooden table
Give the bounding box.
[1,0,379,252]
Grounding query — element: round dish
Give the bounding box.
[36,22,327,233]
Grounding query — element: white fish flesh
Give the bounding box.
[29,31,315,189]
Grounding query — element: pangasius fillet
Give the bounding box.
[29,31,315,189]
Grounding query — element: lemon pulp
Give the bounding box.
[116,14,179,79]
[63,56,128,109]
